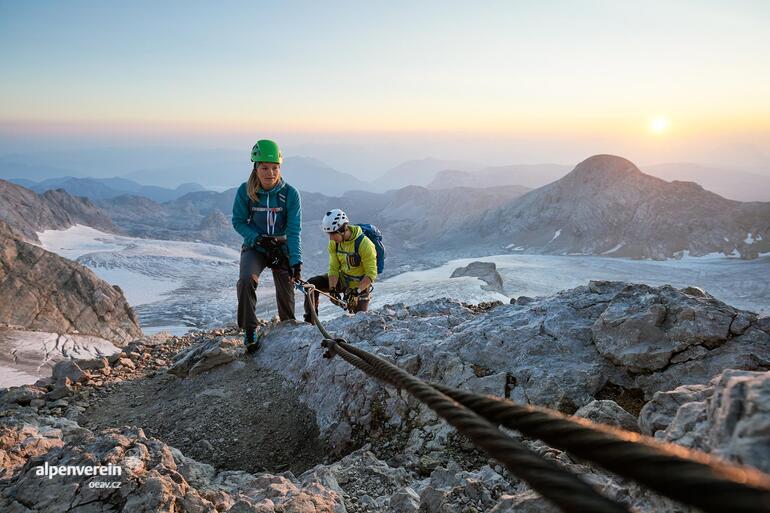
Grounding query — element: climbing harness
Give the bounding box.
[298,287,770,513]
[256,236,289,270]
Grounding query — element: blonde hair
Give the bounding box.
[247,163,282,202]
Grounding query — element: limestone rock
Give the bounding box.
[2,282,765,512]
[0,385,46,406]
[167,336,244,377]
[450,261,505,293]
[0,179,117,244]
[0,219,142,344]
[575,400,639,432]
[0,412,345,513]
[640,369,770,473]
[51,360,87,384]
[240,282,769,457]
[592,284,734,372]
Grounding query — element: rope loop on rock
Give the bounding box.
[302,287,770,513]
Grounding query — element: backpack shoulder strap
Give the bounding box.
[354,233,366,254]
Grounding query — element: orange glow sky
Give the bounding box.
[1,1,769,172]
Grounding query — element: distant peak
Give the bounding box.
[568,155,642,180]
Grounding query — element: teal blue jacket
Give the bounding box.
[231,180,302,266]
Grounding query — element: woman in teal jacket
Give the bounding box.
[232,139,302,351]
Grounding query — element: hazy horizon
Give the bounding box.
[2,136,770,182]
[2,1,770,178]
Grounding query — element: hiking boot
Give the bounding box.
[243,328,261,353]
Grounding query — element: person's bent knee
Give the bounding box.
[237,274,259,289]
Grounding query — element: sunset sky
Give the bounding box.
[1,1,769,173]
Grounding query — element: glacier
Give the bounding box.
[35,226,770,336]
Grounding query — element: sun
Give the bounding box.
[649,116,671,135]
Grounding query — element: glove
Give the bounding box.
[346,292,359,312]
[290,263,302,281]
[255,235,282,248]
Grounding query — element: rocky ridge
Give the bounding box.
[0,282,768,512]
[97,183,527,277]
[0,179,117,243]
[0,219,142,344]
[464,154,770,259]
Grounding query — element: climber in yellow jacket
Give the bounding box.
[303,209,377,321]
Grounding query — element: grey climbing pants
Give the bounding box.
[237,247,295,328]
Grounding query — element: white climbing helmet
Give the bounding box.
[321,209,349,233]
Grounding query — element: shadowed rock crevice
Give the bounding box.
[595,382,646,417]
[81,358,329,475]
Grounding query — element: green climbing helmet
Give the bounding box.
[250,139,283,164]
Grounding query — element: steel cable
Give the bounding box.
[430,384,770,513]
[301,286,770,512]
[322,338,631,513]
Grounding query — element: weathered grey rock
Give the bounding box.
[45,384,75,401]
[0,412,345,513]
[168,336,244,377]
[388,487,420,513]
[3,282,764,512]
[0,179,117,244]
[640,369,770,473]
[638,383,711,436]
[76,357,109,370]
[575,400,640,432]
[450,261,505,293]
[490,491,561,513]
[51,360,87,384]
[592,284,734,372]
[0,413,81,479]
[0,385,46,406]
[729,313,754,335]
[0,219,142,344]
[234,282,770,459]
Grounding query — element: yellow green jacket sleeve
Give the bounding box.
[328,240,340,277]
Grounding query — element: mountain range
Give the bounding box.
[93,184,529,276]
[4,148,769,200]
[461,155,770,259]
[427,164,570,190]
[0,179,117,243]
[2,154,768,267]
[370,158,480,191]
[11,176,205,202]
[642,163,770,202]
